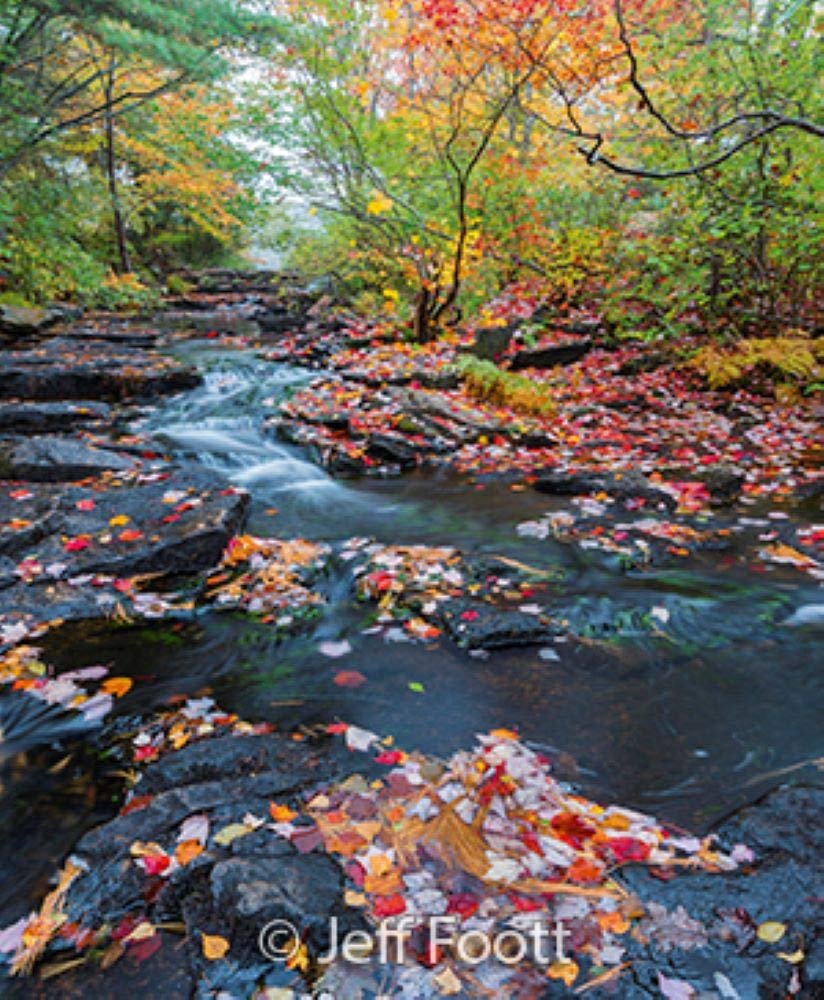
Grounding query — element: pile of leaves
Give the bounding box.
[272,726,753,996]
[518,501,824,580]
[203,535,331,626]
[0,644,131,725]
[351,542,464,641]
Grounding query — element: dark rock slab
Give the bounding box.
[0,338,200,401]
[533,468,677,509]
[0,466,248,634]
[438,597,559,648]
[52,730,356,994]
[508,338,591,371]
[0,401,111,434]
[4,435,134,482]
[616,785,824,999]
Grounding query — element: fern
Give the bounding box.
[690,333,823,392]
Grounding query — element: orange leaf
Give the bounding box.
[101,677,133,698]
[202,933,230,960]
[175,840,204,866]
[269,802,297,823]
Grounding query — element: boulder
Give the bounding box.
[438,597,560,648]
[617,785,824,1000]
[0,303,63,339]
[508,338,591,371]
[700,463,746,505]
[467,323,516,361]
[533,469,677,510]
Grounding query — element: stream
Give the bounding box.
[2,339,822,931]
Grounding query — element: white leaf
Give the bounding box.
[178,813,210,845]
[657,971,696,999]
[345,724,379,752]
[318,639,352,658]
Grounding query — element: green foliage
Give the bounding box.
[457,355,554,417]
[166,274,193,296]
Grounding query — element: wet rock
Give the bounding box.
[0,303,64,339]
[438,597,560,648]
[616,785,824,1000]
[700,463,745,505]
[617,350,669,376]
[508,338,591,371]
[0,466,248,632]
[533,469,676,509]
[365,432,423,470]
[413,368,459,390]
[0,337,200,401]
[4,435,134,482]
[55,730,354,992]
[0,401,111,434]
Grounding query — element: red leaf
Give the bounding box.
[334,670,367,688]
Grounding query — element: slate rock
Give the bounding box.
[508,338,591,371]
[5,435,134,482]
[533,469,676,510]
[700,463,745,505]
[0,401,111,434]
[439,597,560,649]
[0,303,63,338]
[0,337,200,401]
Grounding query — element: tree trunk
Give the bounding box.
[413,285,436,344]
[104,60,131,275]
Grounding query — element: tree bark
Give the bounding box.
[104,59,131,275]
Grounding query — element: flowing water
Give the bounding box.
[2,341,822,927]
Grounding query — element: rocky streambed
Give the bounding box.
[0,273,821,998]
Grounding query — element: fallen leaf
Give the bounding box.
[201,933,229,960]
[334,670,367,688]
[213,823,251,847]
[319,639,352,658]
[756,920,787,943]
[101,676,132,698]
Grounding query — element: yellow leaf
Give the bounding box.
[547,959,579,986]
[366,191,392,215]
[433,966,462,995]
[777,949,805,964]
[757,921,787,943]
[213,823,251,846]
[202,933,230,960]
[123,921,157,942]
[109,515,130,527]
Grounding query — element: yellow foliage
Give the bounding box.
[690,334,822,392]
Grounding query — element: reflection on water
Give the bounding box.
[2,341,822,929]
